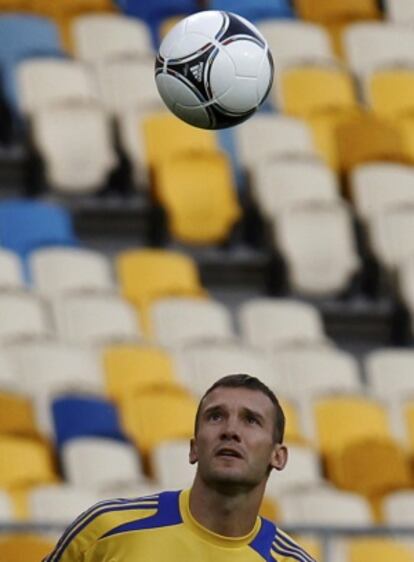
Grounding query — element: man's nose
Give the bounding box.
[220,417,241,441]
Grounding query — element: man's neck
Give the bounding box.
[188,477,265,537]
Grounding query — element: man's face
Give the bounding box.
[189,386,287,490]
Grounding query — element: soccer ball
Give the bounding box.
[154,11,274,129]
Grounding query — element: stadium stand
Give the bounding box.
[2,3,414,560]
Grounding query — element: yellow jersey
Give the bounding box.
[44,488,316,562]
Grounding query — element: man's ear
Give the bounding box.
[270,444,288,472]
[189,437,198,465]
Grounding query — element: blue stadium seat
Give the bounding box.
[0,200,77,262]
[0,14,64,113]
[209,0,295,21]
[52,395,128,450]
[115,0,199,45]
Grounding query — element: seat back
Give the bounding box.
[0,249,23,289]
[0,534,56,562]
[0,291,52,343]
[155,151,241,244]
[277,202,359,295]
[0,199,76,260]
[150,296,234,349]
[367,69,414,120]
[278,65,357,117]
[103,344,176,402]
[348,538,414,562]
[350,163,414,221]
[238,297,325,350]
[17,57,99,115]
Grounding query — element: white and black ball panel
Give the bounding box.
[159,19,188,59]
[184,10,226,38]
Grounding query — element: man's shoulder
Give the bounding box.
[269,526,317,562]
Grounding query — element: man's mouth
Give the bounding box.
[215,447,243,459]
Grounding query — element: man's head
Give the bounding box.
[190,374,288,492]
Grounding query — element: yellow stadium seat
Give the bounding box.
[0,392,38,437]
[154,151,242,244]
[396,115,414,164]
[294,0,380,22]
[315,396,411,497]
[348,537,414,562]
[120,385,197,457]
[117,248,207,336]
[0,436,57,489]
[143,112,218,172]
[277,65,358,118]
[404,400,414,455]
[335,111,406,173]
[0,0,29,9]
[0,534,55,562]
[280,398,306,444]
[368,69,414,120]
[103,344,177,402]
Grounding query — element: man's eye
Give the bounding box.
[208,412,222,421]
[246,415,259,425]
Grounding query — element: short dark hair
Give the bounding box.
[194,374,285,443]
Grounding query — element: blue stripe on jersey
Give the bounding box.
[47,496,160,562]
[248,518,277,561]
[276,532,316,562]
[272,535,315,562]
[101,490,183,538]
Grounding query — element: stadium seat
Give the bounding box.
[7,340,104,435]
[98,55,160,117]
[0,199,77,262]
[0,349,19,393]
[152,439,196,490]
[210,0,294,21]
[334,111,405,174]
[117,248,206,335]
[62,437,145,492]
[150,296,235,349]
[154,150,241,244]
[0,249,23,289]
[369,205,414,271]
[278,486,373,526]
[27,483,99,524]
[350,163,414,222]
[270,347,362,440]
[72,13,153,65]
[143,112,219,173]
[276,65,358,118]
[103,343,177,402]
[120,384,197,457]
[343,22,414,82]
[0,291,52,343]
[314,394,411,496]
[0,0,30,10]
[274,201,360,296]
[115,0,198,46]
[54,293,142,345]
[238,297,327,351]
[0,490,13,522]
[384,0,414,25]
[365,349,414,441]
[404,400,414,455]
[265,444,324,498]
[235,114,318,179]
[175,340,275,398]
[52,394,127,449]
[0,14,64,114]
[399,255,414,335]
[0,391,39,437]
[17,57,99,116]
[0,534,56,562]
[32,102,117,194]
[0,435,57,488]
[279,398,306,444]
[294,0,380,23]
[257,20,337,69]
[250,157,340,222]
[381,490,414,526]
[346,538,414,562]
[366,69,414,121]
[30,247,115,298]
